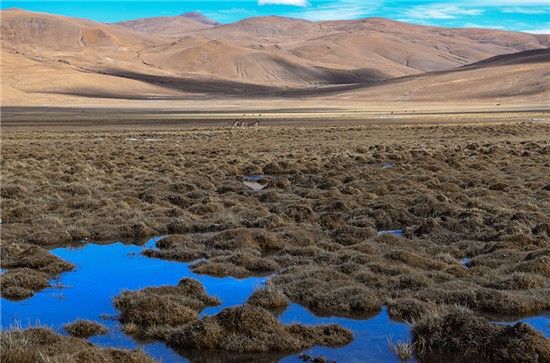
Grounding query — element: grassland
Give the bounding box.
[1,111,549,361]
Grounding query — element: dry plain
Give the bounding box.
[1,111,549,362]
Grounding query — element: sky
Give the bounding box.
[1,1,548,33]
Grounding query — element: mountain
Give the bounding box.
[114,12,219,37]
[179,12,220,26]
[1,8,548,107]
[335,48,550,103]
[1,8,153,50]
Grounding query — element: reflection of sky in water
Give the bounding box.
[377,229,403,237]
[461,257,472,268]
[1,237,548,362]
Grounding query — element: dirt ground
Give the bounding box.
[1,111,549,360]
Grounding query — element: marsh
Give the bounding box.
[1,113,549,362]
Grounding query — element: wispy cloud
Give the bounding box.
[289,0,382,21]
[404,3,483,20]
[523,28,550,34]
[469,0,550,4]
[258,0,308,6]
[502,7,548,14]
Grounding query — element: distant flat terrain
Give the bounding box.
[2,106,548,130]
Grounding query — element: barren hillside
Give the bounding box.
[1,9,548,107]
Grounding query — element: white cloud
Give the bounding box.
[502,7,548,14]
[258,0,308,6]
[404,4,483,19]
[289,0,382,21]
[472,0,550,4]
[523,28,550,34]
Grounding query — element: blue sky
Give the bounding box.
[2,1,548,33]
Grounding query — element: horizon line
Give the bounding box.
[2,7,548,34]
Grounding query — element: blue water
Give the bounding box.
[377,230,403,237]
[1,237,548,362]
[461,257,472,268]
[495,313,550,337]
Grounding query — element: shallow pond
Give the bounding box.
[1,238,548,363]
[377,229,403,237]
[243,175,270,191]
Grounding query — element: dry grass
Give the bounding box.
[411,306,550,362]
[2,117,549,357]
[63,320,108,338]
[114,278,220,336]
[247,283,289,313]
[0,268,50,299]
[388,339,414,361]
[164,304,353,352]
[0,325,153,363]
[0,243,75,299]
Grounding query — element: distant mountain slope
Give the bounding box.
[277,18,548,76]
[114,12,219,37]
[138,36,385,85]
[138,15,548,79]
[1,8,548,106]
[179,11,220,26]
[338,48,550,102]
[1,8,153,50]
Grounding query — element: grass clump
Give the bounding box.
[389,340,414,361]
[0,326,154,363]
[0,243,74,299]
[0,268,49,300]
[165,304,353,352]
[1,243,74,274]
[114,278,220,335]
[273,267,382,317]
[63,320,108,338]
[412,306,550,362]
[386,298,438,322]
[247,283,289,312]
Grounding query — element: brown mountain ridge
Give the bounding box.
[1,8,548,107]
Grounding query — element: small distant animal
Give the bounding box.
[229,119,260,127]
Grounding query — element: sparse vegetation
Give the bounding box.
[63,320,108,338]
[389,339,413,361]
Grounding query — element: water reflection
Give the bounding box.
[2,237,547,362]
